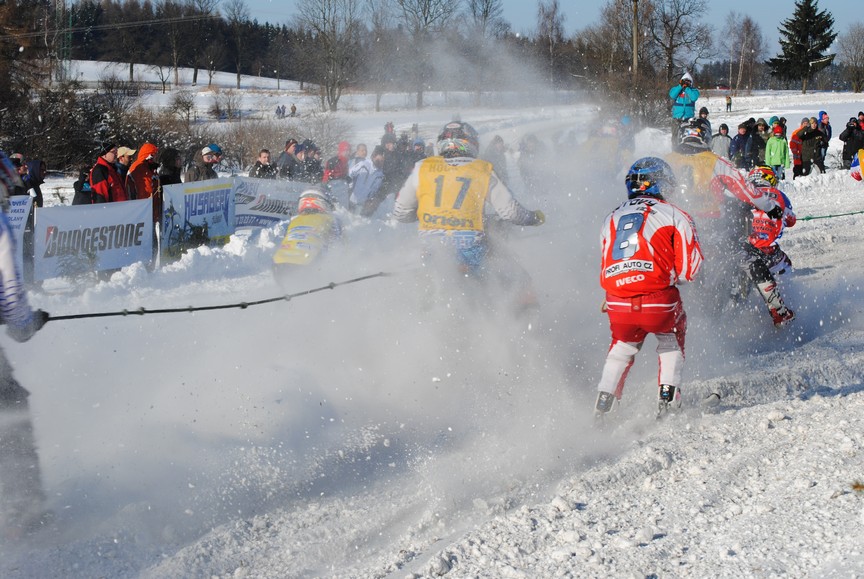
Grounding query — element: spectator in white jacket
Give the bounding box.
[711,123,732,159]
[348,145,385,213]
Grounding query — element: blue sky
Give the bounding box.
[252,0,855,53]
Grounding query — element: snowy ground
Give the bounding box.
[2,79,864,578]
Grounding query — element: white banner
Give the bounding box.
[7,196,33,276]
[162,179,234,260]
[233,177,305,229]
[34,200,154,280]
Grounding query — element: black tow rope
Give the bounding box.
[47,272,391,322]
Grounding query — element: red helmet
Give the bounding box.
[298,189,334,213]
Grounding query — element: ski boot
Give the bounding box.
[769,306,795,327]
[593,391,616,428]
[657,384,682,419]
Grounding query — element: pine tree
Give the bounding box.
[767,0,836,93]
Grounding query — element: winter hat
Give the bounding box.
[202,144,222,156]
[719,123,729,131]
[681,72,693,83]
[859,111,864,118]
[801,117,810,125]
[99,142,117,156]
[699,106,709,115]
[769,116,779,126]
[738,122,748,130]
[756,118,768,127]
[773,125,783,135]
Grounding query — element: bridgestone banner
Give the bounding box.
[34,199,154,280]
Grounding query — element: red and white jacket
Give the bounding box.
[748,187,796,250]
[601,196,703,298]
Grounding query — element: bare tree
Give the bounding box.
[466,0,507,103]
[364,0,400,112]
[223,0,250,89]
[393,0,460,108]
[151,64,172,94]
[157,0,189,87]
[837,23,864,92]
[188,0,221,86]
[649,0,712,82]
[733,17,765,94]
[718,12,742,91]
[536,0,565,86]
[296,0,362,112]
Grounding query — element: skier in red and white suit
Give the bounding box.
[731,166,797,326]
[595,157,703,420]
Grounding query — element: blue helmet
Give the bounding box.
[625,157,675,200]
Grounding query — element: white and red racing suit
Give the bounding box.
[597,195,703,400]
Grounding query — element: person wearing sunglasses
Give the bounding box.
[184,144,223,183]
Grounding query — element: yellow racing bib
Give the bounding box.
[416,157,492,232]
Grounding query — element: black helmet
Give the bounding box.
[625,157,676,200]
[437,121,479,158]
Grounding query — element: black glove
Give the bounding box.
[766,204,784,220]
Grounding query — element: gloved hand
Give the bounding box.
[765,204,784,220]
[533,210,545,225]
[6,310,49,343]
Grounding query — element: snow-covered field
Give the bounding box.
[2,74,864,578]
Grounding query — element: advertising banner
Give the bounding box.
[33,199,154,280]
[161,178,234,259]
[7,196,33,275]
[233,177,305,229]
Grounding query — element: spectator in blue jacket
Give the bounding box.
[669,72,700,142]
[729,123,754,170]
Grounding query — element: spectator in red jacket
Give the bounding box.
[89,143,128,203]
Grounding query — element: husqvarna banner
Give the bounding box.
[162,178,234,260]
[233,177,304,229]
[33,199,154,280]
[7,196,33,275]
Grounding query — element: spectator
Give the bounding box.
[789,118,809,179]
[350,145,385,213]
[184,144,222,182]
[348,143,367,174]
[322,141,352,184]
[7,156,28,196]
[839,117,864,170]
[816,110,831,170]
[698,106,712,135]
[116,146,136,182]
[289,103,297,117]
[302,141,324,183]
[729,123,754,170]
[25,159,46,207]
[518,133,547,192]
[249,149,278,179]
[668,72,699,142]
[126,142,159,201]
[361,132,405,217]
[803,116,826,173]
[711,123,732,159]
[277,139,299,179]
[764,124,791,181]
[89,143,128,203]
[71,166,94,205]
[481,135,510,188]
[725,93,732,112]
[406,137,427,167]
[159,147,183,189]
[158,148,183,187]
[751,118,771,166]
